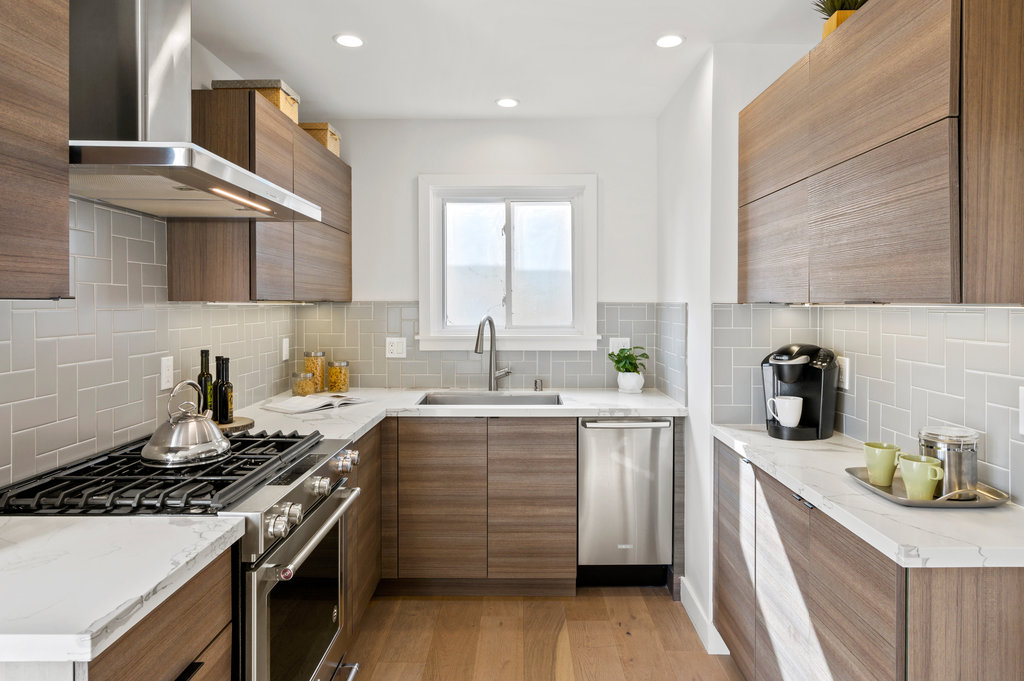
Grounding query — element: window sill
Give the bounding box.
[416,335,600,352]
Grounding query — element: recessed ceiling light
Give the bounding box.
[656,35,685,48]
[333,34,364,48]
[496,98,519,108]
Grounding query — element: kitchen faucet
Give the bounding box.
[474,315,511,391]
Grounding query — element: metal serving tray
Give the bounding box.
[845,467,1010,508]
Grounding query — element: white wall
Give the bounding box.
[191,40,242,90]
[333,118,659,302]
[656,42,812,653]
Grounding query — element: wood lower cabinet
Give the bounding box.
[0,0,69,299]
[738,181,808,304]
[346,425,382,637]
[713,440,756,681]
[380,417,398,579]
[486,417,576,579]
[88,551,232,681]
[397,418,488,578]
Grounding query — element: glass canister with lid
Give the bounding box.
[292,372,316,396]
[917,425,980,500]
[328,360,350,392]
[304,351,326,392]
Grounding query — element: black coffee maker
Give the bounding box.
[761,344,838,441]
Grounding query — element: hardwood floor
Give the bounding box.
[346,587,745,681]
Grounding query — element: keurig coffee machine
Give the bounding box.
[761,344,838,440]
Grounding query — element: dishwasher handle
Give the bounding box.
[581,419,672,430]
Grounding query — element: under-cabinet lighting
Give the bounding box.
[204,302,314,306]
[496,98,519,108]
[656,35,685,48]
[209,187,272,213]
[333,34,364,48]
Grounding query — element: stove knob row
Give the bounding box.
[333,455,353,474]
[310,476,333,497]
[266,515,290,539]
[342,449,360,466]
[281,502,303,526]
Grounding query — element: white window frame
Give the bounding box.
[417,173,598,352]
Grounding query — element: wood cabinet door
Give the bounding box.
[0,0,69,299]
[807,510,904,681]
[252,93,294,192]
[190,624,232,681]
[808,119,959,303]
[380,417,398,579]
[167,220,251,302]
[348,425,381,632]
[713,440,756,681]
[251,221,294,300]
[806,0,958,178]
[738,180,808,303]
[293,222,352,302]
[294,129,352,232]
[398,418,488,579]
[191,89,251,169]
[739,56,810,207]
[486,417,577,579]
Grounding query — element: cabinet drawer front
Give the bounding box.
[88,551,232,681]
[807,0,958,177]
[191,624,232,681]
[738,181,809,304]
[808,119,959,303]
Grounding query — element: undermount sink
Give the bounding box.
[417,392,563,406]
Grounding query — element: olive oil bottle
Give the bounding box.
[211,356,224,421]
[217,357,234,424]
[197,349,213,412]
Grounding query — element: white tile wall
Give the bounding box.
[713,303,1024,503]
[0,199,296,486]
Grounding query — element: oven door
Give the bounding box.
[247,487,361,681]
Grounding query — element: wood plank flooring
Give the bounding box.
[346,587,745,681]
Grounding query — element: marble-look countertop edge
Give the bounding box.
[712,424,1024,569]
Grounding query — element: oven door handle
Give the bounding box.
[262,487,361,582]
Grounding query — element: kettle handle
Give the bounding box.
[168,380,204,421]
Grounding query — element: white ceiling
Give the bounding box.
[192,0,821,120]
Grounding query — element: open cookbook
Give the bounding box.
[262,394,366,415]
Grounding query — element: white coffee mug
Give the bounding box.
[768,396,803,428]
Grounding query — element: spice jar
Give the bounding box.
[328,360,350,392]
[292,372,316,396]
[304,351,326,392]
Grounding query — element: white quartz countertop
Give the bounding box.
[0,516,243,662]
[234,387,687,444]
[712,424,1024,568]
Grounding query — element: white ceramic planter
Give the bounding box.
[616,372,644,394]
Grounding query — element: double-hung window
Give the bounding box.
[418,174,598,351]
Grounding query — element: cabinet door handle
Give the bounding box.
[338,662,360,681]
[174,662,203,681]
[791,493,803,501]
[741,458,751,464]
[803,501,815,510]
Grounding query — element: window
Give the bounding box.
[418,174,597,351]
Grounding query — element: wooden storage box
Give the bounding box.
[211,79,301,123]
[299,122,341,157]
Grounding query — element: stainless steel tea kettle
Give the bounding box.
[141,380,231,468]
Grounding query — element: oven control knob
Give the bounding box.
[334,456,353,474]
[266,515,290,539]
[310,476,332,497]
[342,449,360,466]
[281,502,303,526]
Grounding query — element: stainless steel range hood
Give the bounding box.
[68,0,321,222]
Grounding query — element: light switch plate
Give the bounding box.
[282,337,290,362]
[160,356,174,390]
[837,356,851,391]
[609,337,631,354]
[385,337,407,358]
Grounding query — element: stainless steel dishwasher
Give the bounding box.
[578,417,673,565]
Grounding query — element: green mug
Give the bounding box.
[864,442,900,486]
[898,453,945,501]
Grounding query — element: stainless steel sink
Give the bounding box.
[417,392,563,406]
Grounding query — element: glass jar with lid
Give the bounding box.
[292,372,316,396]
[304,351,326,392]
[328,360,350,392]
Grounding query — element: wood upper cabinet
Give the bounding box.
[739,56,810,207]
[293,129,352,233]
[713,440,756,681]
[293,222,351,302]
[397,418,488,579]
[805,0,958,179]
[0,0,70,299]
[486,417,577,579]
[738,181,808,304]
[346,425,381,638]
[808,119,959,303]
[252,220,294,300]
[167,220,251,302]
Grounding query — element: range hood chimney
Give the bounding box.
[69,0,321,222]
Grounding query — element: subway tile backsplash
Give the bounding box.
[713,303,1024,503]
[0,199,295,486]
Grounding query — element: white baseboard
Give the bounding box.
[677,575,729,655]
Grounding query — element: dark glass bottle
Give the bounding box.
[217,357,234,424]
[211,356,224,422]
[197,349,213,412]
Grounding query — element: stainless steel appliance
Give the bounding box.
[918,425,980,501]
[0,430,362,681]
[761,343,839,441]
[578,418,673,566]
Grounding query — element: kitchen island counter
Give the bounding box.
[0,515,243,666]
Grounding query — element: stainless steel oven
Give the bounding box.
[246,485,360,681]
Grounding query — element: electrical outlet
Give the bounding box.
[837,356,851,391]
[609,337,631,354]
[385,337,407,358]
[160,356,174,390]
[282,338,290,361]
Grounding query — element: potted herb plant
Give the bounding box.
[814,0,868,39]
[608,346,650,394]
